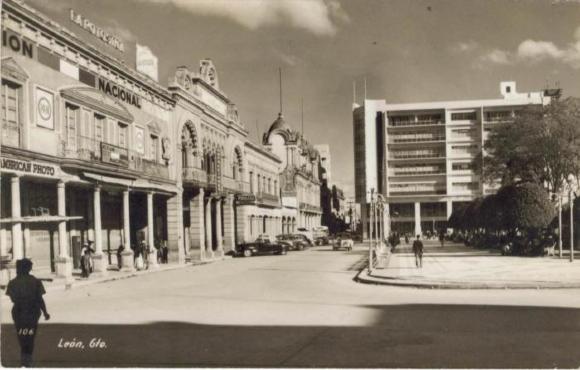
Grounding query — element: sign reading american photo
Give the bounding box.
[35,87,54,129]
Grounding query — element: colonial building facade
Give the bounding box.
[0,0,323,285]
[263,113,322,230]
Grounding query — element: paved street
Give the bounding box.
[2,244,580,368]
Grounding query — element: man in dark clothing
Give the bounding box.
[6,258,50,367]
[412,235,424,268]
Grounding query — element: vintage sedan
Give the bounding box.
[276,234,308,251]
[236,235,288,257]
[332,233,354,252]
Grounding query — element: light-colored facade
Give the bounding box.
[353,81,552,239]
[263,114,322,230]
[0,0,323,286]
[1,0,177,283]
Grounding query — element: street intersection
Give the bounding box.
[2,244,580,368]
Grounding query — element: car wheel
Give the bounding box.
[243,249,253,257]
[298,245,304,251]
[281,248,287,255]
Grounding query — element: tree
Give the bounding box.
[478,194,504,232]
[479,97,580,194]
[496,182,555,232]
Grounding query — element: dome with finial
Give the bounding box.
[263,112,300,145]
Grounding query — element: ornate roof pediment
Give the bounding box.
[200,59,219,89]
[1,57,29,82]
[60,86,133,123]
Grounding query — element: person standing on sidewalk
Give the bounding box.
[5,258,50,367]
[412,235,424,268]
[439,231,445,248]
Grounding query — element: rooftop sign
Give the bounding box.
[70,9,125,53]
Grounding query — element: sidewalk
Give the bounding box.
[356,241,580,289]
[5,256,231,292]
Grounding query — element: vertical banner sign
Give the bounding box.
[135,127,145,155]
[36,87,54,129]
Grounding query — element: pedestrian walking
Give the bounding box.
[404,234,409,245]
[439,231,445,248]
[5,258,50,367]
[80,248,92,278]
[412,235,424,268]
[116,244,124,270]
[162,241,169,264]
[134,243,144,270]
[142,241,150,270]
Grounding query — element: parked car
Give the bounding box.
[296,227,314,244]
[276,234,308,251]
[314,236,329,246]
[292,233,313,247]
[236,234,288,257]
[333,233,354,251]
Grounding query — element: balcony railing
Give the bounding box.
[60,136,169,178]
[390,152,446,160]
[182,167,208,185]
[222,177,250,193]
[256,191,280,207]
[390,136,445,144]
[388,120,444,128]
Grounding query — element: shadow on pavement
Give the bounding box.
[2,304,579,368]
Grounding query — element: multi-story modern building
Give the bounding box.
[353,81,553,239]
[314,144,331,184]
[0,0,323,285]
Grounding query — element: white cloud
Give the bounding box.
[452,41,478,53]
[477,26,580,69]
[139,0,349,36]
[480,49,512,65]
[517,40,564,60]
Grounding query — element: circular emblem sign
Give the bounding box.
[38,97,52,120]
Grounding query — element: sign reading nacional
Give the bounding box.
[97,78,141,108]
[1,157,57,177]
[70,9,125,53]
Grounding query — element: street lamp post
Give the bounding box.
[567,174,576,263]
[559,195,563,259]
[368,189,374,274]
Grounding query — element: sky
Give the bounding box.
[26,0,580,198]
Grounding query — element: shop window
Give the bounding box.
[1,80,21,147]
[150,135,159,162]
[257,174,261,193]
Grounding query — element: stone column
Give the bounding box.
[120,189,134,272]
[414,202,422,237]
[147,192,158,268]
[167,192,185,264]
[189,188,205,260]
[215,198,223,257]
[92,185,107,274]
[446,200,453,232]
[223,194,236,253]
[10,176,23,261]
[55,181,72,279]
[205,197,213,259]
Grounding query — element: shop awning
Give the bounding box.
[83,172,178,195]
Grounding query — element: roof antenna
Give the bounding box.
[255,119,260,142]
[353,80,357,105]
[301,97,305,143]
[364,76,367,100]
[279,67,283,116]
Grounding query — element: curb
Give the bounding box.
[43,256,231,292]
[354,252,580,290]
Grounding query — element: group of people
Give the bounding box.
[78,239,170,278]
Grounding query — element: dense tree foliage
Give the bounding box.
[479,97,580,194]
